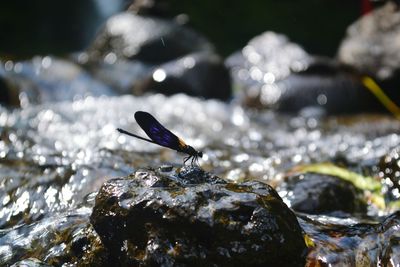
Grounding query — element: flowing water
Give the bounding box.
[0,93,400,265]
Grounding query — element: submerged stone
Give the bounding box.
[90,167,307,266]
[278,173,367,216]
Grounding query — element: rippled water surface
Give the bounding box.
[1,94,400,265]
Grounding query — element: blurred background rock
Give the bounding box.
[2,0,395,111]
[0,0,379,58]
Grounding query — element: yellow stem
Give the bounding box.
[362,76,400,120]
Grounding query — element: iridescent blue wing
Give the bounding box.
[134,111,187,151]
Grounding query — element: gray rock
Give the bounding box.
[87,12,213,64]
[227,31,374,114]
[83,12,231,100]
[338,1,400,80]
[134,52,231,100]
[81,56,153,95]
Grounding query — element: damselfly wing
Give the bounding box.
[117,111,203,165]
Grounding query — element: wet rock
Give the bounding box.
[338,1,400,81]
[134,52,231,100]
[227,31,382,114]
[87,12,213,64]
[83,12,231,100]
[0,56,114,106]
[278,173,367,215]
[0,89,400,265]
[127,0,172,17]
[80,57,153,95]
[0,93,399,233]
[90,167,307,266]
[0,209,92,266]
[378,148,400,201]
[0,72,20,106]
[226,31,312,85]
[10,258,51,267]
[337,1,400,105]
[301,211,400,266]
[82,51,231,100]
[268,63,379,114]
[159,164,174,172]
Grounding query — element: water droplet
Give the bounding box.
[104,52,117,64]
[153,69,166,82]
[183,57,195,69]
[317,94,327,105]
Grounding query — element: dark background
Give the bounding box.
[0,0,371,59]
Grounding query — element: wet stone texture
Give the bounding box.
[90,167,307,267]
[301,211,400,266]
[278,173,367,216]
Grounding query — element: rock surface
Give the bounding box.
[337,1,400,107]
[227,31,378,114]
[90,166,307,266]
[134,52,231,100]
[338,1,400,80]
[83,12,231,100]
[301,211,400,266]
[10,258,51,267]
[87,12,213,64]
[278,173,366,215]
